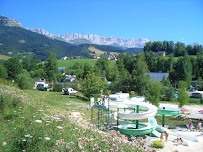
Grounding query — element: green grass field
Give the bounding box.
[0,84,145,152]
[0,55,11,60]
[58,58,116,68]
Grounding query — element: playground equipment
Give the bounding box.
[90,92,198,145]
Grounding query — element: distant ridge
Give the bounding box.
[0,15,127,60]
[28,28,150,48]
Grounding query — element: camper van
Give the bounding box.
[191,91,203,99]
[62,88,78,95]
[37,83,49,91]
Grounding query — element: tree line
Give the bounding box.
[1,51,203,107]
[144,41,203,56]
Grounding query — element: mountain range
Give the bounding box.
[0,15,130,60]
[28,28,150,48]
[1,15,201,61]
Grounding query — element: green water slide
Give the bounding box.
[157,107,181,127]
[157,108,181,116]
[118,117,157,136]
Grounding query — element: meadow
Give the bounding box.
[58,58,116,68]
[0,83,146,152]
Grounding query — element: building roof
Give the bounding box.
[55,82,77,85]
[35,80,45,82]
[58,67,67,70]
[145,72,169,81]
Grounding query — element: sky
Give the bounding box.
[0,0,203,45]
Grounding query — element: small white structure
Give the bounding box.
[62,88,77,95]
[109,92,130,100]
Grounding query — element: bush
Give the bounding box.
[200,99,203,104]
[189,98,200,104]
[178,89,189,107]
[130,91,137,97]
[161,86,174,101]
[16,69,34,89]
[151,140,164,148]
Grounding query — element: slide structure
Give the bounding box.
[157,108,181,116]
[108,96,198,144]
[154,125,198,142]
[108,99,158,136]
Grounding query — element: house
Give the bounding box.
[89,55,100,59]
[153,51,166,57]
[74,56,82,59]
[145,72,169,82]
[58,67,67,72]
[191,80,203,87]
[66,75,76,82]
[107,55,117,60]
[34,80,45,89]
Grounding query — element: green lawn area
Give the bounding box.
[58,58,116,68]
[24,90,91,118]
[0,55,11,60]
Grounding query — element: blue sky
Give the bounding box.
[1,0,203,45]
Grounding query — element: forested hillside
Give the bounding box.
[0,24,90,60]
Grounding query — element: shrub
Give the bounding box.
[151,140,164,148]
[178,89,189,107]
[130,91,137,97]
[16,69,34,89]
[189,98,200,104]
[161,86,174,101]
[200,99,203,104]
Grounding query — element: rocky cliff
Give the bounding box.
[0,15,22,27]
[29,28,149,48]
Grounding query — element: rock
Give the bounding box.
[28,28,150,48]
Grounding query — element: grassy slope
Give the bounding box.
[1,83,200,151]
[26,90,198,127]
[0,55,11,60]
[88,46,119,55]
[88,46,105,55]
[58,58,116,68]
[0,85,145,152]
[24,90,90,116]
